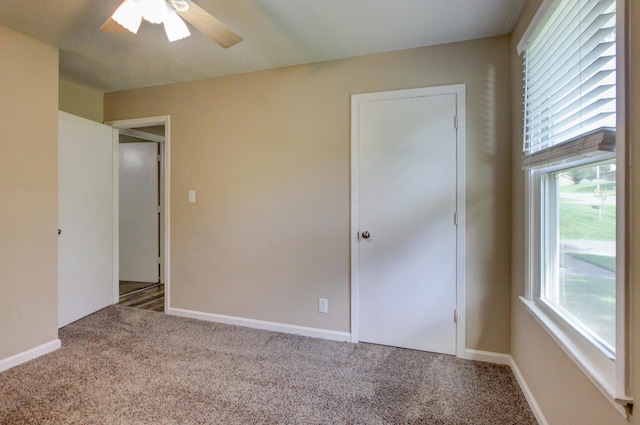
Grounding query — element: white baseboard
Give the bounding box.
[464,349,548,425]
[509,356,549,425]
[464,349,512,365]
[167,307,351,342]
[0,339,61,373]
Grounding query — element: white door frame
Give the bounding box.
[350,85,466,358]
[106,116,171,312]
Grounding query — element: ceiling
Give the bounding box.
[0,0,527,93]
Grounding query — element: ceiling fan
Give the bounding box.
[101,0,243,48]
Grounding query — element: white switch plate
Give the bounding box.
[318,298,328,314]
[188,190,196,204]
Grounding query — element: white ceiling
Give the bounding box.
[0,0,527,93]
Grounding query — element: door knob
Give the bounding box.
[361,231,370,239]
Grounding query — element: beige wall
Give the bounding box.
[2,7,636,420]
[0,25,59,359]
[106,36,513,353]
[510,1,639,424]
[59,79,104,123]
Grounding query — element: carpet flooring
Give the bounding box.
[0,306,537,424]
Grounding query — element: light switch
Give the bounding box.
[188,190,196,204]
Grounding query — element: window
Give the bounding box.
[518,0,630,417]
[541,156,616,353]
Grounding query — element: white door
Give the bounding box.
[354,88,460,354]
[58,111,115,328]
[119,142,159,283]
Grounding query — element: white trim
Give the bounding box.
[464,349,511,365]
[106,115,169,129]
[524,162,632,418]
[455,87,467,359]
[167,307,351,342]
[509,355,550,425]
[463,349,549,424]
[111,129,120,304]
[524,169,538,302]
[0,339,61,373]
[520,297,631,419]
[118,128,165,143]
[106,116,171,311]
[349,93,360,344]
[614,0,630,400]
[350,85,467,358]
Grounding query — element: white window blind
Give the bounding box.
[523,0,616,156]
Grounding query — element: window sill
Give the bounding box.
[519,296,632,419]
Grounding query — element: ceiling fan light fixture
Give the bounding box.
[111,0,143,34]
[140,0,167,24]
[164,9,190,42]
[169,0,190,12]
[102,0,243,48]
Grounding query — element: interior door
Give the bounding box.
[356,90,458,354]
[58,111,115,328]
[119,142,160,284]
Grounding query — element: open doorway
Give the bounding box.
[106,116,171,313]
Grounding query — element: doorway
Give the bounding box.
[107,116,171,312]
[350,86,466,356]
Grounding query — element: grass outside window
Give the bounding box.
[544,160,616,349]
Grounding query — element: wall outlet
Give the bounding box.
[318,298,328,314]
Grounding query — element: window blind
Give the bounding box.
[522,127,615,169]
[522,0,616,156]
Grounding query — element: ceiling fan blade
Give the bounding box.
[177,1,244,48]
[101,1,141,35]
[100,16,133,34]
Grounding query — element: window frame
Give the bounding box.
[519,0,631,418]
[522,153,626,415]
[540,157,617,357]
[528,152,617,357]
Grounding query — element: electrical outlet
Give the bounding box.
[318,298,328,314]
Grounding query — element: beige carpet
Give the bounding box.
[0,306,537,424]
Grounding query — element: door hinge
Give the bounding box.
[454,309,459,323]
[453,212,458,226]
[454,115,458,129]
[157,257,162,264]
[157,154,161,162]
[157,205,162,213]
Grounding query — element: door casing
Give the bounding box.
[350,85,466,358]
[106,116,171,311]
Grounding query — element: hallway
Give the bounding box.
[118,283,164,312]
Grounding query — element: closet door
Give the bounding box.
[353,88,460,354]
[119,142,160,284]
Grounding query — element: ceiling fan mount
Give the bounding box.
[101,0,244,48]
